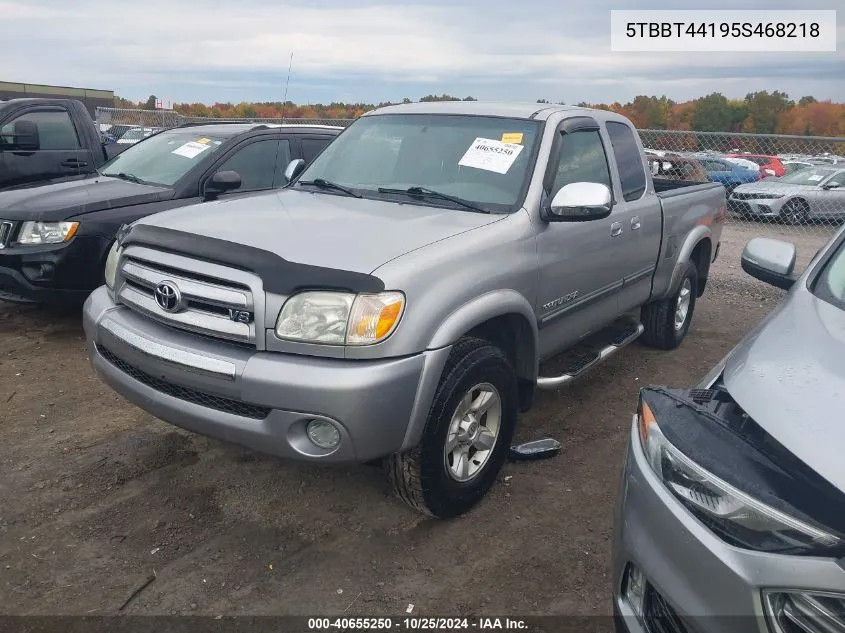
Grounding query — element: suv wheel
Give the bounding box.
[385,337,518,518]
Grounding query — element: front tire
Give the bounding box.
[385,337,518,518]
[780,199,809,226]
[640,261,698,350]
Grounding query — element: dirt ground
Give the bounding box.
[0,222,831,617]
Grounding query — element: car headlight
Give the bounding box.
[16,221,79,245]
[104,241,123,290]
[275,290,405,345]
[636,397,841,553]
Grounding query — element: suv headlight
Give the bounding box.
[275,290,405,346]
[16,221,79,245]
[104,242,122,290]
[637,397,841,553]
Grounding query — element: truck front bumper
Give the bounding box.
[83,286,450,463]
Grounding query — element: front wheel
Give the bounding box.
[640,261,698,350]
[385,337,518,518]
[780,199,809,226]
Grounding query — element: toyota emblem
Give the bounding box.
[154,281,183,313]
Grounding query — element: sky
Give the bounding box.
[1,0,842,106]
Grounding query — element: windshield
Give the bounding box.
[813,236,845,312]
[100,130,228,186]
[778,166,837,185]
[295,113,542,212]
[120,129,147,140]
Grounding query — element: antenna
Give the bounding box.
[274,52,295,188]
[281,52,294,123]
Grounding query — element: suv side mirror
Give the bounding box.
[283,158,306,184]
[545,182,613,222]
[741,237,798,290]
[10,120,40,151]
[205,170,242,199]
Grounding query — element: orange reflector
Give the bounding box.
[375,302,403,339]
[638,399,656,445]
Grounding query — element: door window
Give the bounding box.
[0,110,80,150]
[214,139,290,191]
[549,129,612,198]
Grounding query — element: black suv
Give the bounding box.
[0,122,343,304]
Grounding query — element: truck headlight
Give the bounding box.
[637,397,841,553]
[16,221,79,245]
[104,242,122,290]
[275,291,405,346]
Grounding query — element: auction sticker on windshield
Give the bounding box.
[808,174,824,182]
[501,132,524,144]
[172,141,211,159]
[459,138,524,174]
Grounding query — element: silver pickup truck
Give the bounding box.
[83,102,726,518]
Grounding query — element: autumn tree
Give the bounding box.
[691,93,748,132]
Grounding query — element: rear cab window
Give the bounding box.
[605,121,647,201]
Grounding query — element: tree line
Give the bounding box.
[116,91,844,138]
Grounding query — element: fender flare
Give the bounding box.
[664,225,713,299]
[427,289,539,377]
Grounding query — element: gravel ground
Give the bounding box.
[0,221,832,618]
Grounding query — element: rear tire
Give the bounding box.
[640,261,698,350]
[385,337,518,518]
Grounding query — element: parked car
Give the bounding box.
[782,159,817,176]
[612,227,845,633]
[723,155,763,174]
[728,165,845,224]
[694,155,761,192]
[83,101,726,518]
[116,127,158,145]
[0,122,342,304]
[646,153,710,182]
[0,98,124,191]
[726,153,786,177]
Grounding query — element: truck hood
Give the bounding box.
[138,188,504,274]
[722,289,845,492]
[0,175,173,222]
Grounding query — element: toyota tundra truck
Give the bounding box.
[83,102,726,518]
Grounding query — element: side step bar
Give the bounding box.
[536,316,644,390]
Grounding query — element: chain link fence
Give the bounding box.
[97,108,844,244]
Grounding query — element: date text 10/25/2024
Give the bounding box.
[307,617,529,630]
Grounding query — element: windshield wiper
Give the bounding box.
[102,172,147,185]
[297,178,362,198]
[377,186,489,214]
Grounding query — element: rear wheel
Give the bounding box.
[780,199,809,226]
[640,261,698,350]
[385,337,518,518]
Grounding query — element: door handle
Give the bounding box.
[630,216,641,230]
[610,222,623,237]
[61,159,88,168]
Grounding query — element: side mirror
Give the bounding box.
[740,237,798,290]
[545,182,612,222]
[283,158,306,184]
[10,120,40,151]
[822,182,840,190]
[205,170,242,199]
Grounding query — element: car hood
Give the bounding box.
[723,288,845,492]
[138,188,505,274]
[732,180,816,195]
[0,175,173,221]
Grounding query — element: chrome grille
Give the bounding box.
[116,256,256,345]
[765,590,845,633]
[0,221,14,249]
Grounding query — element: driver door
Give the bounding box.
[535,118,626,361]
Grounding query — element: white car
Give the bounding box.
[116,127,157,145]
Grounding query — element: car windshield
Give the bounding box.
[295,113,543,212]
[100,130,228,186]
[778,166,837,185]
[120,129,146,140]
[813,237,845,312]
